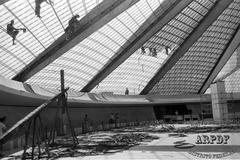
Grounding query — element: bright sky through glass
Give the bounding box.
[0,0,102,79]
[26,0,169,92]
[1,0,240,95]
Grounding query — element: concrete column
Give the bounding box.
[210,81,228,122]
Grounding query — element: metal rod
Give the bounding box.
[60,69,78,144]
[36,128,41,159]
[31,117,36,160]
[61,70,65,114]
[65,99,78,145]
[0,88,69,144]
[22,120,32,159]
[38,114,49,157]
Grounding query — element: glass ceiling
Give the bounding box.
[93,49,168,94]
[92,0,215,94]
[212,47,240,93]
[0,0,240,95]
[26,0,168,91]
[224,68,240,93]
[150,0,240,95]
[215,48,239,82]
[0,0,101,79]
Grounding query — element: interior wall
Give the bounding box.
[0,104,156,129]
[153,103,215,121]
[153,104,188,120]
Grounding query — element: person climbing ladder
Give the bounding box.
[7,20,26,45]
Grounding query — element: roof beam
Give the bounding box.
[199,24,240,93]
[81,0,193,92]
[12,0,139,82]
[140,0,232,95]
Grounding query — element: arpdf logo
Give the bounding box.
[195,135,230,144]
[174,134,237,159]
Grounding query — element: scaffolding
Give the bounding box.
[0,70,78,159]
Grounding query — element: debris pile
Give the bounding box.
[50,132,158,158]
[8,132,159,159]
[174,125,240,134]
[5,122,240,159]
[119,123,240,134]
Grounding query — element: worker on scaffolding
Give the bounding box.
[7,20,26,45]
[35,0,54,18]
[125,88,129,95]
[65,15,80,40]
